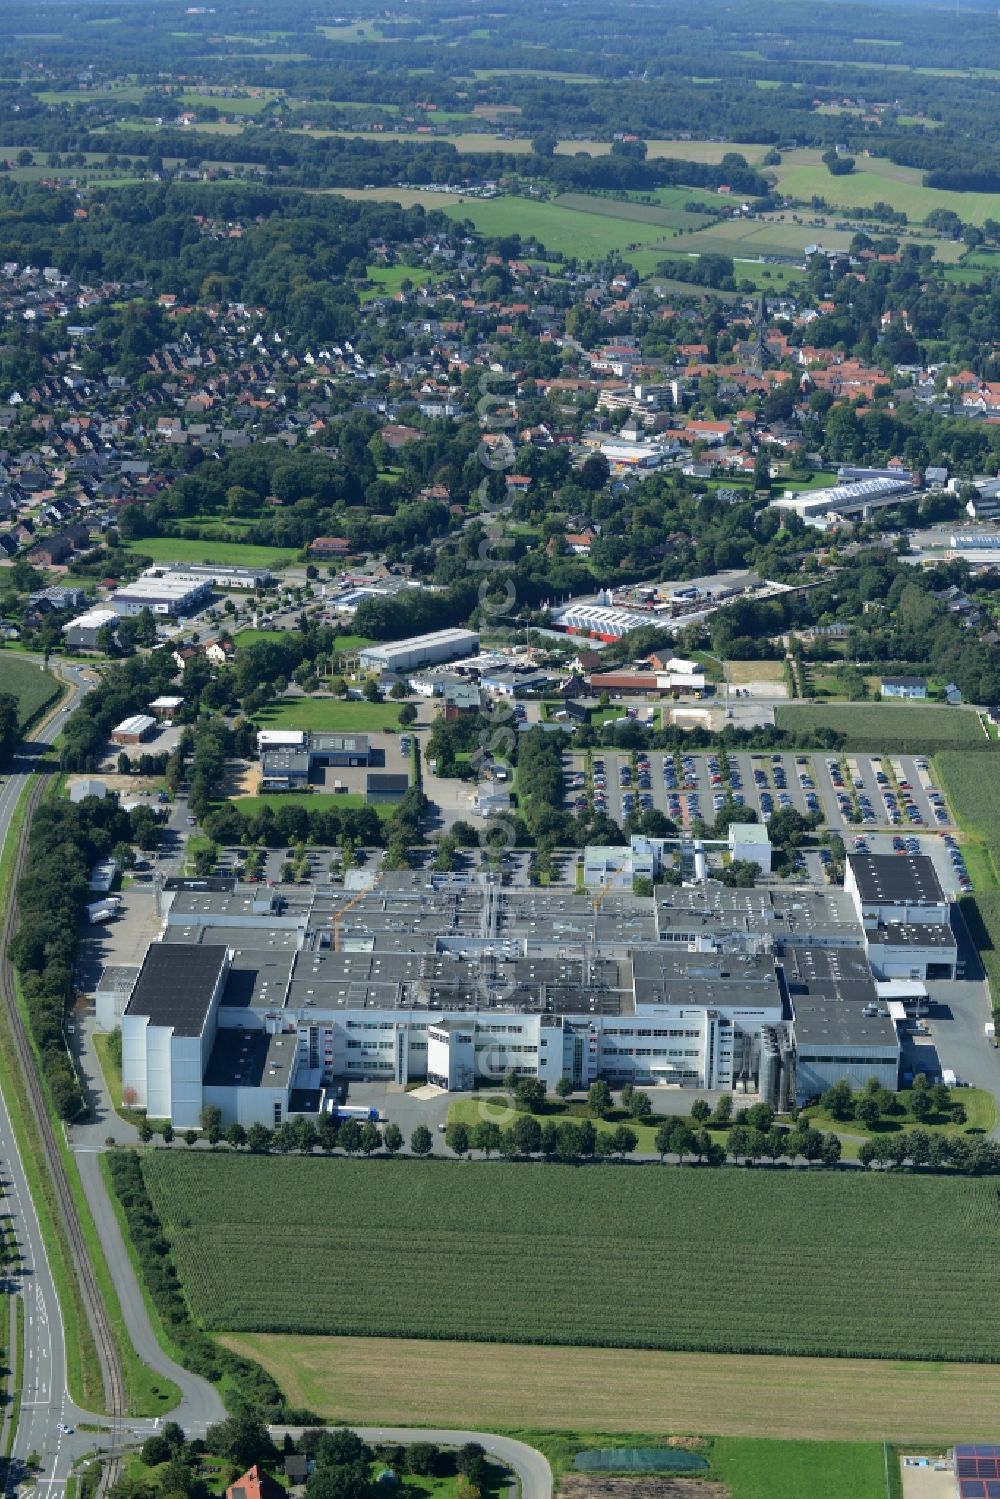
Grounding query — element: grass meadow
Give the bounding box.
[775,702,987,752]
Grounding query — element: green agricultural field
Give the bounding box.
[775,703,987,752]
[555,138,771,165]
[123,537,299,567]
[711,1438,885,1499]
[771,153,1000,227]
[473,69,599,83]
[141,1155,1000,1362]
[254,698,402,732]
[440,197,675,262]
[178,90,277,115]
[36,84,146,105]
[936,751,1000,876]
[0,656,62,727]
[327,129,532,153]
[553,192,715,232]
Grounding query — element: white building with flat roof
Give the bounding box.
[358,628,479,674]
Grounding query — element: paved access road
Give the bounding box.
[0,663,224,1499]
[274,1428,552,1499]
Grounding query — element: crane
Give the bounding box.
[332,887,368,952]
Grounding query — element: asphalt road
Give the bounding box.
[0,662,99,1495]
[274,1428,552,1499]
[0,663,223,1499]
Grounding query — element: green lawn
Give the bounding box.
[361,264,445,300]
[802,1087,995,1148]
[234,792,395,819]
[254,697,402,732]
[124,537,299,567]
[502,1432,885,1499]
[775,703,987,752]
[447,1095,664,1153]
[773,159,1000,227]
[231,629,288,648]
[178,89,278,115]
[712,1437,886,1499]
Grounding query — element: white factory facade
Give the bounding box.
[96,853,956,1128]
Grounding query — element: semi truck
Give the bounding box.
[327,1103,380,1122]
[86,898,120,925]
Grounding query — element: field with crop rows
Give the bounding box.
[775,702,986,752]
[142,1156,1000,1361]
[553,193,715,232]
[3,657,62,726]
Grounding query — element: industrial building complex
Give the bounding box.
[96,852,955,1128]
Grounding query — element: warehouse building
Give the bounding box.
[111,568,212,618]
[258,731,373,790]
[358,628,479,674]
[111,714,157,745]
[103,863,922,1125]
[63,606,119,650]
[121,944,231,1127]
[159,562,272,590]
[768,476,914,525]
[845,853,957,979]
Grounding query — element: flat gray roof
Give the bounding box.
[204,1028,296,1088]
[848,853,945,907]
[125,943,227,1036]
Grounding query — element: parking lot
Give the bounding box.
[564,748,966,883]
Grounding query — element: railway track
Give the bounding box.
[0,772,126,1432]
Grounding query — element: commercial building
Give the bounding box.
[768,476,913,526]
[111,568,212,618]
[104,859,923,1125]
[358,628,479,675]
[121,943,231,1127]
[62,606,119,649]
[845,853,957,980]
[551,603,661,642]
[160,562,272,590]
[149,695,183,721]
[258,731,373,790]
[365,772,409,804]
[111,714,157,745]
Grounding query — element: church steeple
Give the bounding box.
[754,290,774,372]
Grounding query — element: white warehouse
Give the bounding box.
[358,627,479,674]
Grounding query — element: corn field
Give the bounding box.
[141,1154,1000,1362]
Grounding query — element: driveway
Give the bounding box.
[273,1427,551,1499]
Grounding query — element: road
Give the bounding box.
[0,662,223,1499]
[0,661,103,1496]
[273,1428,552,1499]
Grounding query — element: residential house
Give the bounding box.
[880,676,927,700]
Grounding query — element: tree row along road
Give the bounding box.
[0,669,127,1497]
[1,775,125,1416]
